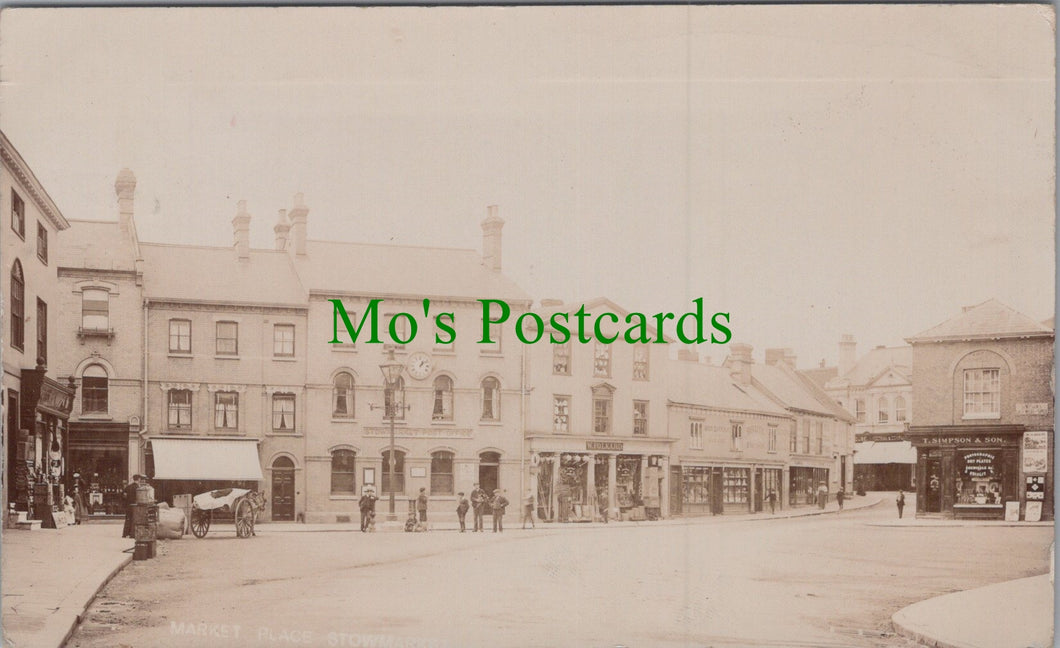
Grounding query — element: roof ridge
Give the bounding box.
[306,239,478,254]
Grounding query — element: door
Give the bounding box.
[271,457,295,521]
[479,452,500,494]
[669,466,682,516]
[754,468,763,512]
[710,468,724,515]
[924,458,942,513]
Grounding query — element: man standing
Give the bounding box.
[896,490,906,519]
[456,492,469,532]
[491,489,509,533]
[470,483,487,532]
[836,488,845,511]
[416,487,429,528]
[765,489,777,514]
[359,487,377,532]
[121,474,141,538]
[521,490,535,529]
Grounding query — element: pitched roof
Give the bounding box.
[751,363,835,416]
[292,240,530,303]
[802,366,838,389]
[140,243,306,307]
[667,361,787,416]
[907,299,1053,342]
[57,219,139,272]
[533,297,677,344]
[841,346,912,387]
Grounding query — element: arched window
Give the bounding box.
[81,364,109,414]
[430,450,454,495]
[10,260,24,351]
[331,449,356,494]
[481,377,500,421]
[381,449,406,494]
[877,396,889,423]
[384,377,405,421]
[895,396,907,422]
[432,376,453,421]
[333,372,354,418]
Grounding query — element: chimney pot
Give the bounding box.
[288,194,309,256]
[114,168,136,236]
[232,200,251,262]
[481,205,504,272]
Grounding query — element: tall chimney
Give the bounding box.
[274,209,291,251]
[728,343,753,385]
[838,334,856,377]
[114,168,136,237]
[288,193,308,256]
[481,205,504,272]
[765,348,786,366]
[677,347,700,362]
[783,349,797,369]
[232,200,251,262]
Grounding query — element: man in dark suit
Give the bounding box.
[121,474,141,538]
[470,483,487,532]
[358,487,378,532]
[491,489,509,533]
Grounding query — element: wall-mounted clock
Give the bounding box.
[406,352,433,380]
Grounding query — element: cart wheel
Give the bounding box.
[235,499,255,538]
[191,508,211,538]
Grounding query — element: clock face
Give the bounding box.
[407,352,433,380]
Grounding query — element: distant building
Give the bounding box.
[906,299,1054,520]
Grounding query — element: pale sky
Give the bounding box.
[1,5,1054,367]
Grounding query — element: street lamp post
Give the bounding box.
[378,348,405,522]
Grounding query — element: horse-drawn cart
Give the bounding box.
[189,488,267,539]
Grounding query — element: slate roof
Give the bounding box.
[532,297,677,344]
[802,366,838,389]
[667,361,788,416]
[751,362,855,421]
[292,240,530,303]
[907,299,1053,342]
[140,243,306,307]
[57,219,139,272]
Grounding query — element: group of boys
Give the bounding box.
[456,484,512,532]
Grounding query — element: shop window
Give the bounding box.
[272,393,296,431]
[432,375,454,421]
[895,396,907,422]
[877,396,889,423]
[36,222,48,264]
[690,420,703,450]
[681,466,712,507]
[10,260,23,351]
[81,364,109,414]
[552,396,570,434]
[768,425,778,453]
[963,368,1000,418]
[11,190,24,238]
[633,345,649,380]
[730,422,743,451]
[333,372,354,418]
[169,319,191,353]
[593,342,611,378]
[384,377,406,421]
[723,468,749,505]
[855,399,865,423]
[36,298,47,366]
[81,289,110,331]
[553,342,571,375]
[481,377,500,421]
[430,451,454,495]
[167,389,192,429]
[592,385,613,435]
[381,449,406,494]
[216,321,238,356]
[331,449,356,495]
[214,392,238,429]
[955,449,1003,507]
[273,324,295,357]
[633,400,648,436]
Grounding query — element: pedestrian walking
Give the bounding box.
[598,488,609,524]
[121,474,141,538]
[817,483,828,510]
[521,490,535,529]
[491,489,509,532]
[416,487,429,526]
[765,489,777,514]
[456,492,469,532]
[71,472,87,524]
[359,487,378,532]
[896,490,906,519]
[470,483,487,532]
[836,489,845,511]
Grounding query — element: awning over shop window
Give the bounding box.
[149,438,264,481]
[853,440,917,465]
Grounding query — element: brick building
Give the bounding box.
[906,299,1054,520]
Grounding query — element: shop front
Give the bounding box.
[789,466,829,507]
[672,462,783,515]
[527,436,673,522]
[11,367,76,524]
[907,425,1028,520]
[66,422,131,516]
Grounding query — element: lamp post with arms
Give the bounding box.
[377,347,406,521]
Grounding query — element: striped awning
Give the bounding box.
[149,438,264,481]
[853,440,917,465]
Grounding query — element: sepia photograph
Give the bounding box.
[0,4,1055,648]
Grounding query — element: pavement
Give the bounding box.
[892,574,1054,648]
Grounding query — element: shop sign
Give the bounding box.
[1016,402,1050,416]
[1025,501,1043,522]
[364,427,473,439]
[931,435,1008,446]
[1022,431,1049,473]
[961,451,997,479]
[1004,501,1020,521]
[1026,476,1045,501]
[38,382,74,416]
[586,441,623,451]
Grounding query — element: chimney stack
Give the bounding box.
[288,193,308,256]
[783,349,797,369]
[540,298,563,308]
[114,168,136,237]
[232,200,251,262]
[481,205,504,272]
[728,343,753,385]
[677,347,700,362]
[274,209,291,251]
[765,348,786,366]
[838,334,856,377]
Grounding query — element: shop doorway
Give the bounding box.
[669,466,683,515]
[271,456,295,521]
[711,468,724,515]
[924,458,942,513]
[479,451,500,494]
